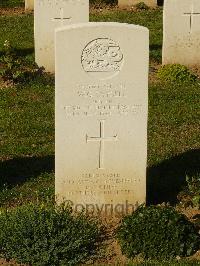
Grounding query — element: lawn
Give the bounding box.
[0,2,199,265]
[0,0,24,8]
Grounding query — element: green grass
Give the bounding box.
[0,76,54,158]
[0,7,199,209]
[0,0,24,8]
[0,74,55,206]
[0,15,34,61]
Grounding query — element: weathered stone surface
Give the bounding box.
[163,0,200,66]
[25,0,34,10]
[34,0,89,73]
[55,22,149,215]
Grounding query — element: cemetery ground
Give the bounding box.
[0,1,200,265]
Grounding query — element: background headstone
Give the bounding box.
[55,22,149,214]
[34,0,89,73]
[118,0,157,8]
[163,0,200,66]
[25,0,34,10]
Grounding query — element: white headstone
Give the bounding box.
[25,0,34,10]
[118,0,157,8]
[55,23,149,215]
[34,0,89,73]
[163,0,200,65]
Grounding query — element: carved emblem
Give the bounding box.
[81,38,123,75]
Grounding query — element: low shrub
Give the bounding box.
[0,202,100,265]
[178,174,200,209]
[157,64,197,83]
[117,205,200,259]
[135,2,149,10]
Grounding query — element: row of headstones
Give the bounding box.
[33,0,199,211]
[25,0,159,10]
[34,0,200,74]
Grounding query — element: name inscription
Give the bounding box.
[63,83,142,117]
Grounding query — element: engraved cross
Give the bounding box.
[86,120,118,169]
[183,3,200,33]
[52,8,71,26]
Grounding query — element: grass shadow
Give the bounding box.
[1,149,199,205]
[149,44,162,62]
[0,0,24,8]
[0,155,54,189]
[147,149,200,205]
[150,44,162,51]
[0,48,34,60]
[0,48,34,57]
[157,0,164,6]
[90,0,117,5]
[15,47,34,57]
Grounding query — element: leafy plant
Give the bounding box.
[0,202,100,265]
[135,2,150,10]
[178,175,200,209]
[117,205,200,259]
[157,64,198,83]
[0,40,40,84]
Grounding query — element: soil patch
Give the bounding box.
[0,259,28,266]
[0,7,28,16]
[90,3,158,14]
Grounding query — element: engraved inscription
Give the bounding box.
[52,8,71,26]
[175,35,200,49]
[66,190,132,196]
[183,3,200,33]
[65,173,141,199]
[64,83,142,117]
[86,120,118,169]
[39,0,84,6]
[81,38,123,79]
[64,103,142,117]
[66,173,140,184]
